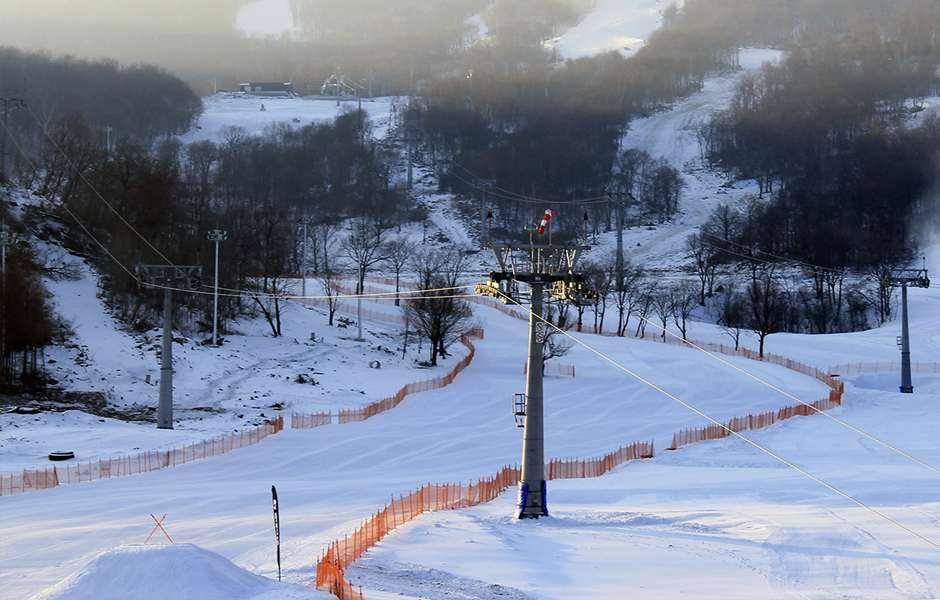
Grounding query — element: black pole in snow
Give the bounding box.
[271,485,281,581]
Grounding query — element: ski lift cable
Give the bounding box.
[449,162,610,205]
[633,312,940,476]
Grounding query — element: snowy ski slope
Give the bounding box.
[180,95,397,145]
[549,0,670,60]
[6,276,940,598]
[587,48,783,267]
[5,299,833,598]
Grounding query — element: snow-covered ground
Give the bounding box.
[353,379,940,599]
[180,95,397,145]
[548,0,669,60]
[5,17,940,597]
[1,242,462,470]
[3,297,838,599]
[5,269,940,598]
[32,544,328,600]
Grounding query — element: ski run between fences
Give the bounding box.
[3,279,857,600]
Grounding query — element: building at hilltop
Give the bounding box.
[238,82,296,97]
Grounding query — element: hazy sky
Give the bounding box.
[237,0,295,37]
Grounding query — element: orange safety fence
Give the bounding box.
[547,440,654,480]
[668,392,843,450]
[0,417,284,497]
[314,383,846,600]
[467,295,845,398]
[316,440,656,600]
[827,362,940,376]
[292,329,485,429]
[311,289,853,600]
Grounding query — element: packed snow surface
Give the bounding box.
[180,95,396,145]
[1,240,464,470]
[31,544,328,600]
[2,281,939,598]
[352,384,940,599]
[550,0,670,59]
[2,298,832,598]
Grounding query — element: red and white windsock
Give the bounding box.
[537,209,556,235]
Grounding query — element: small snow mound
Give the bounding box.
[31,544,325,600]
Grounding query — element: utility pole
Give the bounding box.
[207,230,228,346]
[615,192,625,283]
[356,294,364,341]
[478,213,594,519]
[479,179,496,247]
[137,265,203,429]
[298,218,309,298]
[888,268,930,394]
[0,97,27,180]
[407,140,414,191]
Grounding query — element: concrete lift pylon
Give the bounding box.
[477,237,595,519]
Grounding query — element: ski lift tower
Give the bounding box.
[476,210,595,519]
[888,267,930,393]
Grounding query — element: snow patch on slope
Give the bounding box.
[589,48,783,267]
[181,95,396,145]
[549,0,669,60]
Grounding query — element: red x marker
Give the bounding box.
[144,513,174,545]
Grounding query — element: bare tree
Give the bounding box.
[249,276,291,337]
[634,282,657,338]
[864,262,899,325]
[405,249,473,366]
[542,306,574,365]
[342,218,387,294]
[314,222,339,274]
[798,266,846,334]
[318,272,342,326]
[717,284,746,350]
[382,237,414,306]
[670,283,698,341]
[612,261,645,337]
[687,232,720,305]
[652,288,672,341]
[745,263,789,358]
[585,260,612,334]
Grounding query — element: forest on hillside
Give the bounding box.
[2,0,940,384]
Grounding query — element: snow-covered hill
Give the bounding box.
[181,94,397,145]
[586,48,782,267]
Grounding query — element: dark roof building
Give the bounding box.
[238,82,296,97]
